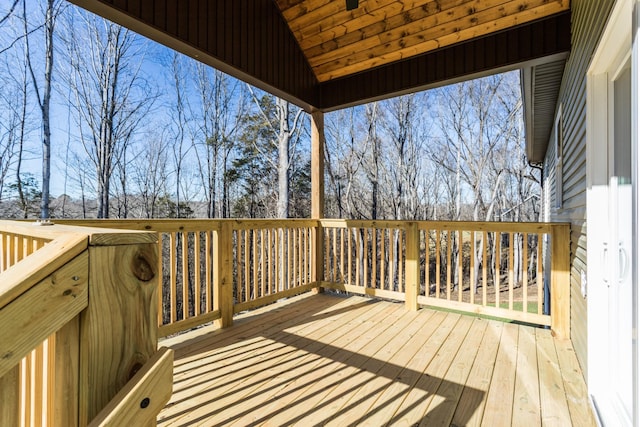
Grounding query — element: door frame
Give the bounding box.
[587,0,638,425]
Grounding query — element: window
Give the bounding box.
[555,104,563,209]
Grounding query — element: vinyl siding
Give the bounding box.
[542,0,615,376]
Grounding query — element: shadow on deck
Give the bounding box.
[158,293,593,426]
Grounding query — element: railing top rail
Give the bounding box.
[0,222,157,310]
[9,221,159,245]
[320,218,569,233]
[0,232,87,310]
[52,218,320,232]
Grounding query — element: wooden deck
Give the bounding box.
[158,293,594,426]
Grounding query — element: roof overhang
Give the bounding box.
[67,0,571,114]
[521,55,568,164]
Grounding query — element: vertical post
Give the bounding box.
[311,111,325,290]
[405,222,420,311]
[551,224,571,339]
[214,222,234,328]
[0,367,19,426]
[78,235,159,425]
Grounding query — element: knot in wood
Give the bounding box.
[132,254,155,282]
[129,362,143,379]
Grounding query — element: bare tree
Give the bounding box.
[192,65,244,218]
[64,12,155,218]
[23,0,60,219]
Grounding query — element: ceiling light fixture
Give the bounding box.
[346,0,359,11]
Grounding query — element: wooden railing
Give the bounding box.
[319,220,569,331]
[55,219,570,339]
[1,218,570,424]
[0,221,173,426]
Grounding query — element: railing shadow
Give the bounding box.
[159,294,486,426]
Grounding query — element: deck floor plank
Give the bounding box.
[225,301,407,426]
[419,317,489,426]
[387,314,474,426]
[289,307,418,425]
[162,297,394,425]
[464,321,519,427]
[164,297,365,418]
[555,339,597,426]
[156,293,593,426]
[322,309,438,426]
[512,325,542,426]
[452,320,504,427]
[536,327,573,426]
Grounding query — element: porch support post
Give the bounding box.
[78,235,159,425]
[551,224,570,339]
[311,111,325,289]
[405,222,420,311]
[214,222,234,328]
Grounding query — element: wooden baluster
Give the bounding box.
[182,231,189,320]
[446,231,452,301]
[235,231,242,301]
[495,232,501,308]
[509,232,514,311]
[405,222,420,311]
[356,228,361,288]
[372,228,377,290]
[169,232,177,324]
[206,231,212,312]
[261,229,266,298]
[483,231,488,307]
[458,230,463,303]
[399,230,404,293]
[538,233,543,315]
[0,367,19,426]
[194,232,201,316]
[244,230,250,301]
[348,228,353,286]
[523,233,528,313]
[380,229,386,290]
[470,231,475,305]
[336,228,342,282]
[252,229,258,298]
[157,236,164,326]
[435,230,441,299]
[424,229,429,297]
[53,318,80,427]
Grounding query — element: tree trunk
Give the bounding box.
[276,98,290,219]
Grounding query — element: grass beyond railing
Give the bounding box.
[56,219,570,339]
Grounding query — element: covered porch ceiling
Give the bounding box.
[67,0,571,161]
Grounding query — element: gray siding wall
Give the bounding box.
[542,0,615,375]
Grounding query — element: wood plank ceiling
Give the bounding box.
[275,0,570,82]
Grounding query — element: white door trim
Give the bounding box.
[587,0,636,425]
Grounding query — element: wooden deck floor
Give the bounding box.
[158,293,595,426]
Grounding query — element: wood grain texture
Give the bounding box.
[88,347,173,427]
[78,243,159,425]
[54,318,81,427]
[275,0,570,81]
[0,253,89,378]
[0,366,19,426]
[0,234,87,310]
[156,293,593,425]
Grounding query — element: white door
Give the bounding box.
[586,1,636,421]
[606,62,633,425]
